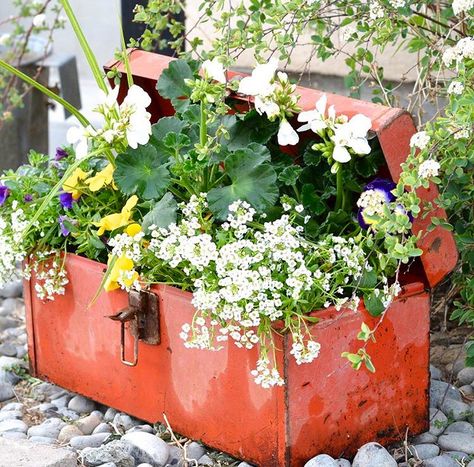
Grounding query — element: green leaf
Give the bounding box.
[364,292,386,317]
[278,165,302,186]
[115,144,170,200]
[156,59,199,112]
[357,269,378,289]
[151,117,187,142]
[141,192,177,233]
[302,184,326,216]
[207,143,278,219]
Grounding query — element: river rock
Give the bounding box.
[68,395,96,413]
[81,440,135,467]
[69,432,111,450]
[430,380,462,408]
[457,367,474,385]
[411,443,439,459]
[0,419,28,433]
[51,394,72,409]
[92,423,112,434]
[1,402,23,411]
[438,433,474,455]
[76,413,103,435]
[122,431,170,466]
[198,454,214,466]
[27,418,66,439]
[0,280,23,298]
[413,431,438,444]
[440,398,471,421]
[445,421,474,435]
[29,436,57,445]
[1,431,27,440]
[423,455,459,467]
[0,343,18,357]
[304,454,338,466]
[429,408,448,436]
[113,413,139,432]
[0,382,14,402]
[335,460,351,467]
[104,408,117,422]
[58,425,83,444]
[430,365,443,380]
[352,442,396,467]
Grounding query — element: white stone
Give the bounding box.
[0,419,28,433]
[438,433,474,455]
[457,367,474,385]
[304,454,338,466]
[122,431,170,466]
[352,442,397,467]
[429,408,448,436]
[69,432,111,450]
[68,395,96,413]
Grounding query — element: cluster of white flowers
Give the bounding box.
[442,37,474,67]
[0,202,29,287]
[67,84,152,159]
[452,0,474,15]
[237,60,300,146]
[298,94,372,163]
[447,80,465,95]
[32,253,69,301]
[148,196,376,387]
[410,131,430,150]
[108,229,144,263]
[357,189,389,217]
[373,278,402,309]
[418,159,440,179]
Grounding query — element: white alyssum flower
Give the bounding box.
[202,58,226,84]
[418,159,440,179]
[453,0,474,15]
[32,13,46,27]
[409,131,430,150]
[31,252,69,301]
[447,81,465,95]
[332,114,372,163]
[443,37,474,67]
[278,119,299,146]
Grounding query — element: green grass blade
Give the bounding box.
[119,20,134,88]
[0,59,90,127]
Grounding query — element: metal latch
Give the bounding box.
[108,290,160,367]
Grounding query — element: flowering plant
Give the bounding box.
[0,0,445,386]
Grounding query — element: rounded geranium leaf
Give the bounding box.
[114,144,170,200]
[141,192,177,233]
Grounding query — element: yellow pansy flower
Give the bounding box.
[85,163,117,192]
[104,254,139,292]
[95,195,138,236]
[125,223,142,236]
[62,167,89,200]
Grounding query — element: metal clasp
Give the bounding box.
[108,290,160,367]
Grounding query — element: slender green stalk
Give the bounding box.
[0,59,90,127]
[119,20,134,88]
[335,166,344,211]
[200,100,209,190]
[60,0,108,93]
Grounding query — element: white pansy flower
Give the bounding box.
[278,119,299,146]
[297,94,334,133]
[238,58,278,97]
[66,126,89,160]
[32,13,46,27]
[332,114,372,163]
[418,160,440,179]
[409,131,430,150]
[202,58,226,84]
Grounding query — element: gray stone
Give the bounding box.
[413,431,438,444]
[430,380,462,408]
[411,443,439,459]
[28,418,66,439]
[440,398,472,421]
[0,343,17,357]
[198,454,214,466]
[81,440,135,467]
[29,436,57,445]
[76,413,103,435]
[237,463,254,467]
[0,317,20,331]
[460,385,474,396]
[304,454,338,467]
[16,345,28,359]
[34,403,57,413]
[32,382,66,400]
[122,431,170,466]
[0,382,14,402]
[1,431,27,440]
[68,395,96,413]
[335,460,351,467]
[430,365,443,381]
[56,407,80,421]
[137,465,154,467]
[167,445,181,464]
[0,419,28,433]
[93,423,112,434]
[352,442,396,467]
[457,367,474,385]
[104,407,117,422]
[69,432,111,450]
[423,455,459,467]
[429,408,448,436]
[0,436,77,466]
[438,433,474,454]
[468,461,474,467]
[51,394,72,409]
[186,441,205,461]
[113,413,138,432]
[445,421,474,435]
[1,367,20,386]
[444,450,469,460]
[1,402,23,411]
[0,409,22,421]
[0,280,23,298]
[127,424,154,434]
[58,425,83,444]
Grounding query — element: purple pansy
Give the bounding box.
[55,147,69,161]
[59,215,71,236]
[59,192,74,210]
[0,185,10,206]
[24,194,33,202]
[357,178,396,229]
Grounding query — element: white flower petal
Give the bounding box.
[202,58,227,84]
[66,126,83,145]
[348,114,372,136]
[278,120,299,146]
[348,137,371,155]
[315,94,327,115]
[333,145,351,163]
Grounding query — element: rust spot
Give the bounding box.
[302,382,310,387]
[429,237,442,253]
[358,400,367,408]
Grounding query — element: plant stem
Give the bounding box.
[200,100,209,191]
[335,166,344,211]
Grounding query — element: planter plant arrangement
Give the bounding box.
[0,0,451,388]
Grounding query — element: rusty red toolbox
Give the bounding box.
[24,50,458,467]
